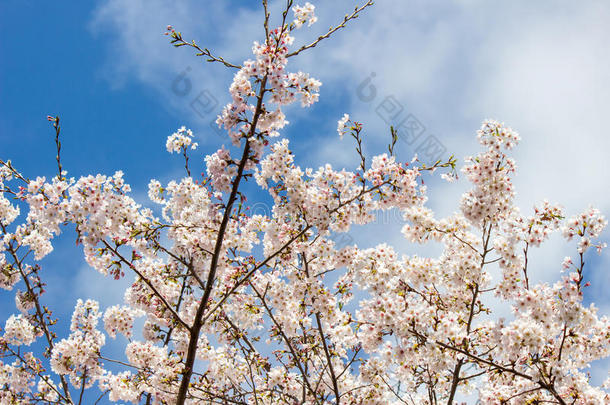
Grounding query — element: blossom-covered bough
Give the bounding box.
[1,1,608,404]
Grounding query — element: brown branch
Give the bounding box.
[523,240,531,289]
[447,222,491,404]
[315,313,340,404]
[286,0,375,58]
[433,340,567,405]
[302,253,340,404]
[2,226,74,403]
[201,179,392,325]
[169,32,241,69]
[262,0,270,41]
[175,56,271,402]
[102,241,191,332]
[77,368,88,405]
[4,346,70,404]
[378,374,409,405]
[47,115,64,181]
[250,283,318,401]
[182,146,191,177]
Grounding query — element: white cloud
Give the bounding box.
[73,264,133,308]
[88,0,262,146]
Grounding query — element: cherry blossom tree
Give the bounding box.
[1,1,609,404]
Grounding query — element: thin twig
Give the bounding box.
[287,1,375,58]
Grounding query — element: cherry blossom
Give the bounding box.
[3,314,36,346]
[166,126,198,154]
[337,113,350,139]
[293,2,317,29]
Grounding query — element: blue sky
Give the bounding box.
[1,0,609,403]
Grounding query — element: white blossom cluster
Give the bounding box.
[216,19,321,149]
[292,2,317,28]
[166,126,198,154]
